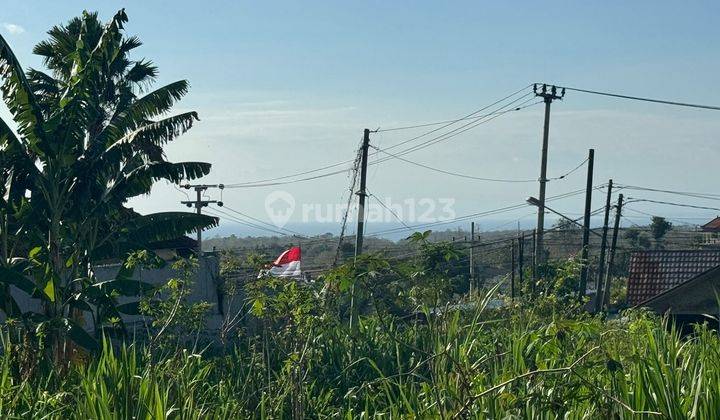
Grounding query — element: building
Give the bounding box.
[700,216,720,247]
[6,236,225,332]
[628,250,720,314]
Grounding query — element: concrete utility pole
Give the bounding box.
[469,222,475,295]
[510,240,516,301]
[350,129,371,331]
[602,193,624,310]
[594,180,613,312]
[531,229,537,292]
[354,129,371,259]
[181,183,224,254]
[533,84,565,266]
[578,149,595,298]
[518,234,524,293]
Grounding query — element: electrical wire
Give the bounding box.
[369,192,413,231]
[375,97,540,162]
[559,85,720,111]
[221,205,306,237]
[548,157,588,181]
[205,207,291,237]
[333,148,363,266]
[223,98,535,188]
[614,184,720,201]
[364,185,606,237]
[625,198,720,212]
[370,144,537,183]
[376,83,532,134]
[622,207,701,227]
[224,88,536,188]
[222,96,534,189]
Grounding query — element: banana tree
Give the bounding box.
[0,9,218,355]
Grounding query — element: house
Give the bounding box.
[6,236,225,332]
[628,250,720,314]
[700,216,720,247]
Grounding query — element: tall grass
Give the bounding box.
[1,297,718,418]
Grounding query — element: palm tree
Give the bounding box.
[0,9,217,355]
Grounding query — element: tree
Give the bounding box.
[0,10,217,357]
[554,218,581,244]
[624,228,651,250]
[650,217,672,249]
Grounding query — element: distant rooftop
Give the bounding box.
[627,250,720,306]
[701,216,720,232]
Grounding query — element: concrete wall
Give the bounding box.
[5,255,225,333]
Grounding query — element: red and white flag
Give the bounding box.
[267,246,302,278]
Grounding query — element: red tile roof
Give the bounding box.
[627,250,720,305]
[702,217,720,232]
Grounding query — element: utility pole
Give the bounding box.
[531,229,537,293]
[510,240,516,301]
[594,180,613,312]
[518,234,524,294]
[534,83,565,267]
[354,129,371,259]
[180,183,224,254]
[578,149,595,299]
[350,129,371,331]
[602,194,624,310]
[469,222,475,295]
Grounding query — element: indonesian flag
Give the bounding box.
[268,247,302,278]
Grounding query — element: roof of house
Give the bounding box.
[627,250,720,306]
[636,265,720,314]
[702,217,720,232]
[147,236,198,251]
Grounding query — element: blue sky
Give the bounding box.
[2,1,720,236]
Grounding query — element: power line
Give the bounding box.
[369,192,413,231]
[625,198,720,212]
[371,145,590,184]
[333,148,363,266]
[622,207,698,227]
[224,97,537,189]
[559,85,720,111]
[224,87,534,188]
[222,99,537,189]
[614,184,720,201]
[376,84,532,134]
[205,207,291,237]
[548,157,588,181]
[370,145,536,183]
[221,205,306,237]
[376,97,540,161]
[364,185,606,237]
[224,166,354,188]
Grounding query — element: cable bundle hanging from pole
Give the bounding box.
[332,146,363,267]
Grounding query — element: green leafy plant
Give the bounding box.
[0,9,218,358]
[140,257,212,353]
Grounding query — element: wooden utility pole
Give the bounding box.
[534,84,565,266]
[594,180,613,312]
[469,222,475,295]
[602,193,624,310]
[181,183,224,254]
[510,240,516,301]
[354,129,371,259]
[578,149,595,299]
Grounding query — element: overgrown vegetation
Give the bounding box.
[1,286,720,418]
[1,10,717,419]
[0,9,217,359]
